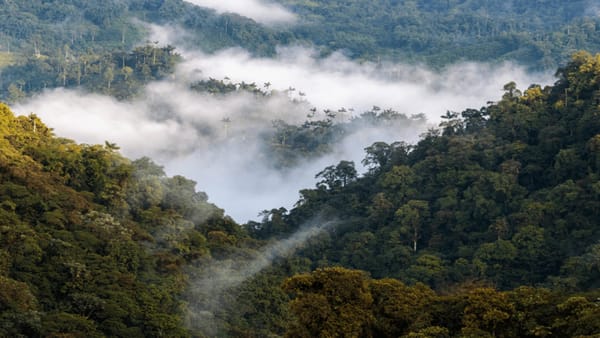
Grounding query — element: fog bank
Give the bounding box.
[14,45,554,223]
[183,0,296,25]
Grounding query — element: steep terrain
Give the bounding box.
[0,103,249,336]
[2,1,600,102]
[1,52,599,337]
[1,1,600,337]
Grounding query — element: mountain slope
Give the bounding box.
[1,52,600,337]
[0,103,249,337]
[254,51,600,292]
[277,0,600,68]
[2,0,600,103]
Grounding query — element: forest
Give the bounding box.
[1,1,600,337]
[1,52,600,337]
[2,0,600,102]
[277,0,600,68]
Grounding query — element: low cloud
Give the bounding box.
[586,0,600,16]
[186,217,336,335]
[183,0,296,25]
[14,44,554,223]
[16,89,199,157]
[177,46,553,122]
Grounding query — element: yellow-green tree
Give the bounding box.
[282,267,375,337]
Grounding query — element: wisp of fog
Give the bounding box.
[183,0,297,25]
[14,30,554,223]
[185,217,336,335]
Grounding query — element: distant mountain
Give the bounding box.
[1,0,600,102]
[252,51,600,292]
[276,0,600,68]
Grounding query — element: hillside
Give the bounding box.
[239,52,600,336]
[2,1,600,337]
[257,51,600,291]
[1,52,599,337]
[2,1,600,102]
[277,0,600,68]
[0,103,250,337]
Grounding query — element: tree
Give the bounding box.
[508,286,555,337]
[7,83,25,103]
[553,296,600,337]
[474,240,518,287]
[0,276,40,336]
[503,81,522,101]
[370,278,435,337]
[406,254,447,289]
[378,165,416,204]
[511,225,550,281]
[283,267,375,337]
[315,160,357,190]
[461,288,514,337]
[396,200,429,252]
[363,142,394,174]
[103,64,114,90]
[440,111,464,136]
[461,108,487,133]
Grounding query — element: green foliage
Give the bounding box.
[283,267,600,337]
[0,275,40,336]
[0,104,243,337]
[277,0,600,69]
[1,44,180,101]
[267,108,423,169]
[2,2,600,331]
[3,0,600,104]
[251,52,600,298]
[283,267,375,337]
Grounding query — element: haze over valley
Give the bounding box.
[1,1,600,337]
[14,24,553,221]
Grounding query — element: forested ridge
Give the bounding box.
[1,52,600,336]
[2,1,600,102]
[269,52,600,292]
[238,52,600,336]
[0,103,252,336]
[278,0,600,68]
[1,0,600,337]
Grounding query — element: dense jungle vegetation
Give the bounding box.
[2,0,600,102]
[278,0,600,67]
[234,51,600,336]
[2,1,600,337]
[1,52,600,336]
